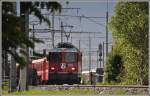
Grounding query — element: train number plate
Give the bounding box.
[60,63,66,69]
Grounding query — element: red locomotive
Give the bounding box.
[29,42,82,85]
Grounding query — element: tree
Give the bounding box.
[2,1,62,91]
[106,2,148,85]
[2,2,34,68]
[2,2,34,92]
[19,1,61,91]
[103,47,123,83]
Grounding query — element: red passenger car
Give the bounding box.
[29,57,49,85]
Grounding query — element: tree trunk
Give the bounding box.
[9,3,17,92]
[19,9,29,91]
[10,48,17,92]
[19,66,27,91]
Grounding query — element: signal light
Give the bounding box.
[71,67,75,70]
[51,67,55,70]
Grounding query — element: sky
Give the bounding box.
[28,1,117,71]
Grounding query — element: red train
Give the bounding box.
[29,42,82,85]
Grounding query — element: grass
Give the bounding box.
[2,81,10,94]
[10,89,99,95]
[5,88,147,95]
[4,84,147,95]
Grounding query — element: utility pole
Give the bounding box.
[52,11,55,48]
[88,33,92,85]
[71,36,72,43]
[106,0,109,57]
[97,50,98,68]
[32,24,35,52]
[61,22,63,42]
[79,40,81,50]
[103,42,105,68]
[106,12,108,57]
[78,39,82,77]
[0,1,2,95]
[29,22,39,53]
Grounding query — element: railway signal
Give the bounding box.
[98,43,102,68]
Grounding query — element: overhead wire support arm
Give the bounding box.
[42,14,105,19]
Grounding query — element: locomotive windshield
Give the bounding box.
[49,52,61,63]
[64,52,76,63]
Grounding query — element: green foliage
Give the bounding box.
[106,1,148,85]
[104,51,123,83]
[2,2,34,68]
[2,2,62,68]
[20,2,61,26]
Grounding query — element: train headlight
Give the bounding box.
[51,67,55,70]
[71,67,75,71]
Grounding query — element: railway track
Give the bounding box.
[35,84,148,88]
[29,85,148,91]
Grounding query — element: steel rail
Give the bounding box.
[36,85,148,88]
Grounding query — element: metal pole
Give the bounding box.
[52,11,55,48]
[106,0,109,57]
[61,22,63,42]
[103,42,105,68]
[0,1,2,95]
[71,36,72,43]
[106,12,108,57]
[29,22,39,55]
[88,33,92,84]
[97,50,98,68]
[32,24,35,52]
[79,40,81,50]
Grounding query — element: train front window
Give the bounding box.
[64,52,76,63]
[49,52,61,63]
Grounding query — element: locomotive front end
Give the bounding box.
[48,43,82,84]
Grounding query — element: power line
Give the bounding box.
[83,16,105,27]
[70,36,105,38]
[42,14,105,26]
[30,29,102,34]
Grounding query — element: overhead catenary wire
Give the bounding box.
[42,13,105,27]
